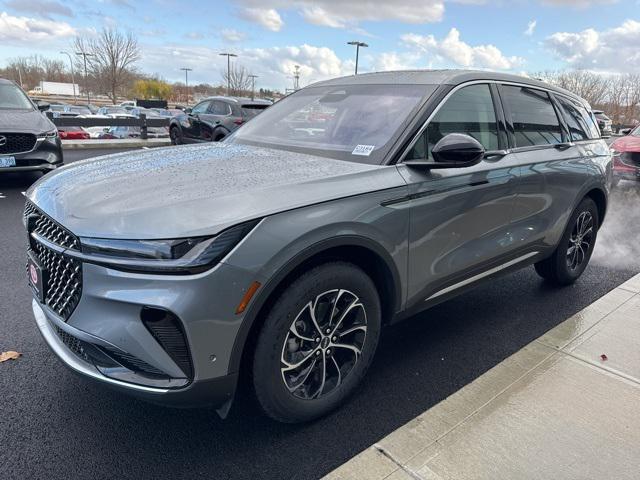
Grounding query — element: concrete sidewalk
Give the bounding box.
[325,273,640,480]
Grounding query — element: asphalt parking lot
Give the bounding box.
[1,148,639,479]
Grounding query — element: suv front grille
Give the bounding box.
[0,133,37,155]
[25,201,82,320]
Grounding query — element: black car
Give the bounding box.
[169,96,271,144]
[593,110,612,137]
[0,78,63,173]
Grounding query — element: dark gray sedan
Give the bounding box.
[25,70,610,423]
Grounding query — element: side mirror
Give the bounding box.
[36,102,50,112]
[184,107,192,114]
[621,128,632,135]
[405,133,485,169]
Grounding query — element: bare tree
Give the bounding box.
[221,64,252,96]
[535,70,611,107]
[0,55,70,89]
[73,28,140,103]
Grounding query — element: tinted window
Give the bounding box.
[210,101,231,115]
[502,86,562,147]
[191,101,210,114]
[407,84,498,160]
[556,96,590,141]
[241,104,268,118]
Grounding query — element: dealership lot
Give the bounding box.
[1,148,639,479]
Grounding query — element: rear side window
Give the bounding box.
[407,84,499,160]
[556,96,590,141]
[210,101,231,115]
[502,86,562,147]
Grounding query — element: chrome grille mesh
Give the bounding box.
[25,201,82,320]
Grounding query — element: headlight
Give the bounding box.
[38,129,58,140]
[77,219,259,274]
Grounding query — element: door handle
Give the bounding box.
[484,150,508,159]
[554,142,574,151]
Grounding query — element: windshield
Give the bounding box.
[229,84,432,164]
[0,83,34,110]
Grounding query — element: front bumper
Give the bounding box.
[31,257,259,410]
[0,137,63,173]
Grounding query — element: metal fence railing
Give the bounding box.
[45,112,170,139]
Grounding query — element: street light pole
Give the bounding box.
[347,41,368,75]
[60,51,77,103]
[180,67,193,106]
[75,51,95,104]
[219,53,237,97]
[248,74,258,100]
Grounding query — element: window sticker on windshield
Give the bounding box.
[352,145,375,156]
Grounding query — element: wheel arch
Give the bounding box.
[584,187,607,226]
[228,235,402,376]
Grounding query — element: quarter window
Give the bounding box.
[502,86,563,147]
[407,84,499,160]
[556,96,591,141]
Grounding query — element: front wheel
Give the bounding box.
[169,126,182,145]
[252,262,381,423]
[535,197,599,285]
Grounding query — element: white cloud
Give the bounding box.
[0,11,77,43]
[4,0,74,18]
[220,28,246,43]
[545,19,640,72]
[237,1,445,30]
[401,28,524,70]
[140,43,352,91]
[525,19,537,36]
[238,7,284,32]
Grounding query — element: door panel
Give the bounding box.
[400,83,520,308]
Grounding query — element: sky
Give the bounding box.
[0,0,638,91]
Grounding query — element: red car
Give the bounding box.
[57,126,90,140]
[611,125,640,184]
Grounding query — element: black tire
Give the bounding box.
[252,262,381,423]
[213,132,227,142]
[170,126,182,145]
[535,197,599,285]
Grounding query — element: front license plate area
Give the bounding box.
[0,157,16,168]
[27,252,47,303]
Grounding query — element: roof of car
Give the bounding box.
[0,78,14,85]
[201,96,272,105]
[310,69,586,104]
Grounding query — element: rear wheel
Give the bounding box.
[252,262,381,423]
[535,197,599,285]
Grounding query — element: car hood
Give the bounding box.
[612,135,640,152]
[0,108,54,133]
[27,143,405,239]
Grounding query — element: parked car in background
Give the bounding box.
[169,96,271,144]
[610,124,640,184]
[150,108,182,117]
[97,125,169,139]
[47,104,93,118]
[25,70,610,423]
[57,126,90,140]
[97,106,134,118]
[0,78,63,173]
[84,126,110,139]
[593,110,613,137]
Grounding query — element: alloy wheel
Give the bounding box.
[281,289,367,400]
[566,211,594,271]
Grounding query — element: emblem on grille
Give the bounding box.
[29,264,38,284]
[0,136,6,146]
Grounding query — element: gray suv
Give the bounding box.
[25,70,610,423]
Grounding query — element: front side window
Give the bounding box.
[229,84,433,164]
[191,101,210,114]
[407,84,499,160]
[502,85,562,147]
[0,83,34,110]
